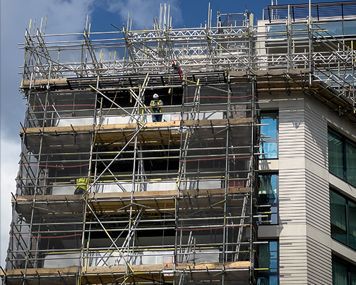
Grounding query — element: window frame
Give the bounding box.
[332,255,356,285]
[257,172,279,225]
[330,189,356,250]
[260,111,279,160]
[328,128,356,188]
[256,240,280,285]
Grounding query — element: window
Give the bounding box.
[260,112,278,159]
[257,174,279,225]
[256,241,279,285]
[332,256,356,285]
[330,190,356,250]
[328,129,356,187]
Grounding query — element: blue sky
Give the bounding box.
[90,0,268,31]
[0,0,342,267]
[90,0,337,31]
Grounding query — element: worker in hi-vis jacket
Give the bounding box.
[74,177,90,195]
[150,93,163,122]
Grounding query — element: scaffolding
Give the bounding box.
[2,2,356,285]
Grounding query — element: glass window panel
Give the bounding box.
[256,241,279,285]
[333,256,356,285]
[258,243,269,268]
[269,275,279,285]
[269,240,278,251]
[343,20,356,36]
[330,191,347,244]
[348,200,356,250]
[346,142,356,187]
[328,131,344,179]
[258,174,278,225]
[257,277,269,285]
[269,258,278,273]
[332,260,348,285]
[351,272,356,285]
[258,175,278,202]
[267,24,286,40]
[261,142,278,159]
[291,23,308,38]
[269,241,278,273]
[260,113,278,159]
[318,21,343,37]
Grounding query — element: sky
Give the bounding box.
[0,0,339,267]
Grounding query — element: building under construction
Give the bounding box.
[2,1,356,284]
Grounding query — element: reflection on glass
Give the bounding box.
[258,174,278,225]
[256,241,279,285]
[332,256,356,285]
[267,20,356,39]
[330,190,356,250]
[346,143,356,187]
[328,131,344,179]
[260,113,278,159]
[328,129,356,187]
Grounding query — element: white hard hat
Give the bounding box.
[153,93,159,99]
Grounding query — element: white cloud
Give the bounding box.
[0,0,94,267]
[0,137,20,267]
[103,0,182,29]
[0,0,94,136]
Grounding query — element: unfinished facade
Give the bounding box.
[2,2,356,285]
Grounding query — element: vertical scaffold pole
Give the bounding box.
[249,75,257,284]
[308,0,313,85]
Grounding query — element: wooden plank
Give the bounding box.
[21,78,68,89]
[83,260,250,274]
[21,118,253,136]
[15,187,248,204]
[95,130,181,145]
[182,118,251,127]
[4,266,79,277]
[14,188,248,203]
[15,194,83,203]
[90,190,178,199]
[180,187,249,197]
[14,188,248,215]
[230,68,309,78]
[3,261,250,280]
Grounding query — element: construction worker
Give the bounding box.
[171,60,183,81]
[150,93,163,122]
[74,177,90,195]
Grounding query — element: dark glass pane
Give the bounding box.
[258,243,269,268]
[256,241,279,285]
[258,174,278,224]
[330,191,347,245]
[351,271,356,285]
[269,275,279,285]
[346,142,356,187]
[257,277,269,285]
[260,114,278,159]
[269,241,278,273]
[348,200,356,250]
[332,259,348,285]
[328,131,344,179]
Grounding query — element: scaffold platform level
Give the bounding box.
[21,68,355,120]
[2,261,250,285]
[14,187,249,220]
[22,118,253,135]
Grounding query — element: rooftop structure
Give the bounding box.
[1,1,356,285]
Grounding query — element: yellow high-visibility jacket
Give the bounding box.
[150,99,163,113]
[76,177,89,191]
